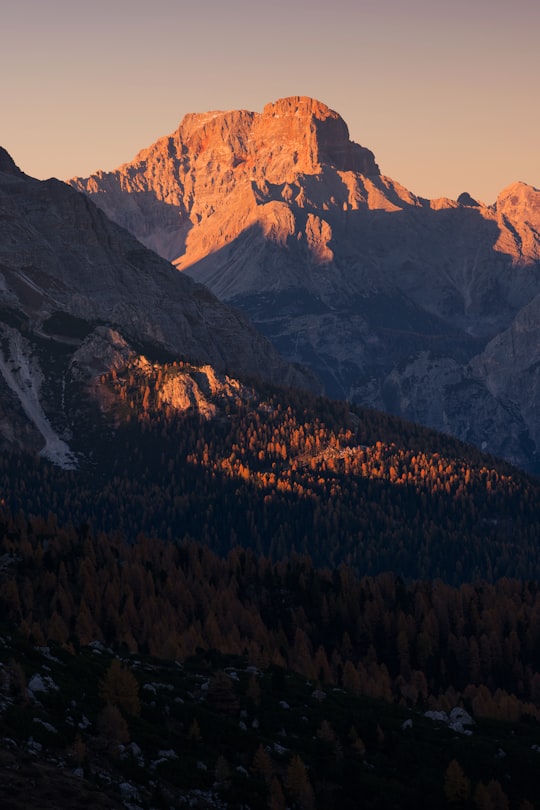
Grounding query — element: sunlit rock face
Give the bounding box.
[70,97,380,274]
[71,98,540,471]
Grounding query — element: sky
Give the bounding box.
[2,0,539,204]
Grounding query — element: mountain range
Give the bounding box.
[70,96,540,472]
[3,107,540,809]
[2,139,540,585]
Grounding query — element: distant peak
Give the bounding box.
[0,147,23,177]
[457,192,480,207]
[257,96,379,176]
[262,96,338,121]
[496,181,540,210]
[167,97,379,178]
[497,180,538,197]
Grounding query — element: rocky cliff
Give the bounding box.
[70,98,540,471]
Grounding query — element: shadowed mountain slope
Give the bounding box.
[0,147,316,463]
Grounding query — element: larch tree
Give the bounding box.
[99,658,140,716]
[444,759,471,805]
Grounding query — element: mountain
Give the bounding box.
[7,142,539,583]
[4,140,540,810]
[70,97,540,472]
[0,147,316,465]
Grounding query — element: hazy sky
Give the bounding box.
[2,0,539,203]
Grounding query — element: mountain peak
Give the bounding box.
[0,147,23,177]
[168,96,379,178]
[495,181,540,223]
[496,180,539,205]
[256,96,379,176]
[261,95,337,119]
[457,191,480,207]
[70,96,382,267]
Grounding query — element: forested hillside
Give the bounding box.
[2,360,538,584]
[2,357,540,807]
[1,526,540,808]
[2,525,540,720]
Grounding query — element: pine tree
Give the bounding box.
[69,733,87,766]
[215,755,231,789]
[97,704,130,752]
[268,776,286,810]
[188,717,202,744]
[252,743,273,784]
[99,658,140,715]
[247,674,262,706]
[444,759,471,804]
[286,755,315,810]
[486,780,509,810]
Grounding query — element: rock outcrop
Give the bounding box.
[71,97,540,471]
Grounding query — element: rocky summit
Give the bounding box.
[71,97,540,471]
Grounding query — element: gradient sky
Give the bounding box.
[2,0,539,203]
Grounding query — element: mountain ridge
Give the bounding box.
[70,96,540,471]
[0,149,317,463]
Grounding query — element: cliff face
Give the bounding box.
[71,97,380,268]
[71,98,540,471]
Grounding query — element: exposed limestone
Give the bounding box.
[158,365,249,419]
[70,328,137,381]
